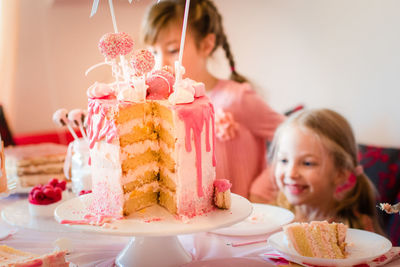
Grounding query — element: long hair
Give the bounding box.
[269,108,384,234]
[141,0,247,83]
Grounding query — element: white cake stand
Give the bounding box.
[54,193,252,267]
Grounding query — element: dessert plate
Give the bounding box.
[210,203,294,236]
[2,198,73,232]
[267,228,392,267]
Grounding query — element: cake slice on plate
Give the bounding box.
[0,245,69,267]
[283,221,348,259]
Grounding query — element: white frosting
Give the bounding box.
[120,141,160,161]
[123,181,160,201]
[118,76,148,103]
[117,82,135,102]
[169,78,206,104]
[121,162,159,184]
[87,82,114,99]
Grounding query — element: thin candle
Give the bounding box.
[176,0,190,82]
[108,0,119,33]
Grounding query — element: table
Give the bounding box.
[1,194,399,267]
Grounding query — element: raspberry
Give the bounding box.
[49,178,59,187]
[57,180,67,191]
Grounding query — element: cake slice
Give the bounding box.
[283,221,347,259]
[5,143,68,187]
[0,245,69,267]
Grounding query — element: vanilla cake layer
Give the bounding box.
[283,221,347,259]
[88,96,216,218]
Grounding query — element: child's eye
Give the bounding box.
[168,48,179,54]
[279,158,288,164]
[303,161,316,166]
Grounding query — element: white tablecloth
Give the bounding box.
[1,194,399,267]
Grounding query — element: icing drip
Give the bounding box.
[87,99,117,149]
[176,97,215,197]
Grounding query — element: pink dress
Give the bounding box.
[208,80,284,198]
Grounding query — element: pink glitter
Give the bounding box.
[98,32,134,60]
[131,49,155,76]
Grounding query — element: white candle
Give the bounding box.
[176,0,191,83]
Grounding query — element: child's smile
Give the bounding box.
[275,125,341,206]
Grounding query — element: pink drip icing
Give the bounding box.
[176,97,215,197]
[87,99,117,149]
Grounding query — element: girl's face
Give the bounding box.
[274,125,342,207]
[151,21,211,81]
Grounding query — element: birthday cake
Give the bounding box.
[85,32,223,219]
[283,221,348,259]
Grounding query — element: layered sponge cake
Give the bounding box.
[283,221,348,259]
[87,94,215,219]
[85,32,221,220]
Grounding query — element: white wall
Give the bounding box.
[9,0,400,147]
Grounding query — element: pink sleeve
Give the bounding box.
[237,86,285,141]
[250,166,278,202]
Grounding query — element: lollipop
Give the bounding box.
[68,109,88,139]
[98,32,134,60]
[131,49,155,76]
[53,109,78,140]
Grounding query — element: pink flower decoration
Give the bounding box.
[131,49,155,76]
[98,32,134,60]
[215,109,238,141]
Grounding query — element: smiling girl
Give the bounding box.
[141,0,284,198]
[269,108,384,234]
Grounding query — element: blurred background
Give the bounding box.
[0,0,399,147]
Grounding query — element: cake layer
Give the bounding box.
[283,221,347,259]
[18,173,67,187]
[159,188,177,214]
[123,182,159,216]
[15,162,64,175]
[123,168,158,193]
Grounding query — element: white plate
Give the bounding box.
[1,193,75,232]
[268,228,392,266]
[54,193,253,237]
[210,203,294,236]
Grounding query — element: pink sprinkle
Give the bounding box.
[213,179,232,192]
[144,217,162,223]
[131,49,155,76]
[98,32,134,60]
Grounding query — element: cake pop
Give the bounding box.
[53,109,79,140]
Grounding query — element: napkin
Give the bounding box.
[261,246,400,267]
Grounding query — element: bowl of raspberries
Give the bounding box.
[28,178,67,218]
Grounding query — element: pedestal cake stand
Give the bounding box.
[54,193,252,267]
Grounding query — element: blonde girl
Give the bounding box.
[141,0,284,198]
[269,108,383,234]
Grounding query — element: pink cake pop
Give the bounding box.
[98,32,134,60]
[130,49,155,76]
[146,70,175,100]
[53,109,79,140]
[68,109,88,139]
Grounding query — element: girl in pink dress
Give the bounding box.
[142,0,284,198]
